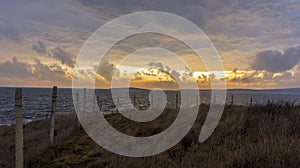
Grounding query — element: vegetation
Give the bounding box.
[1,102,300,167]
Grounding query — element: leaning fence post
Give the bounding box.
[15,88,23,168]
[49,86,57,145]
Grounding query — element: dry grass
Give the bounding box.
[1,102,300,167]
[0,114,79,168]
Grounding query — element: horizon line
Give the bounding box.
[0,86,300,91]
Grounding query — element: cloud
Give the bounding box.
[0,56,70,86]
[0,24,24,43]
[33,58,69,82]
[78,0,236,28]
[251,46,300,73]
[32,41,75,68]
[0,0,239,47]
[1,0,300,88]
[225,66,300,88]
[146,62,185,81]
[129,61,198,85]
[52,47,76,68]
[148,62,164,70]
[0,57,34,78]
[32,40,48,56]
[0,0,103,35]
[205,0,300,70]
[96,60,119,81]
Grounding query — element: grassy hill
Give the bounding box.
[1,102,300,167]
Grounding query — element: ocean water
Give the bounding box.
[0,87,299,125]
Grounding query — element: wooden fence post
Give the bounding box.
[231,95,234,106]
[176,93,179,109]
[97,95,102,111]
[250,97,253,107]
[15,88,23,168]
[75,91,81,129]
[49,86,57,145]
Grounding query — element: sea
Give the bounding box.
[0,87,299,125]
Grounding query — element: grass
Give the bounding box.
[1,102,300,167]
[0,114,79,168]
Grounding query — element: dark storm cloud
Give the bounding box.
[251,46,300,73]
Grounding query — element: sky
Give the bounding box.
[0,0,299,89]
